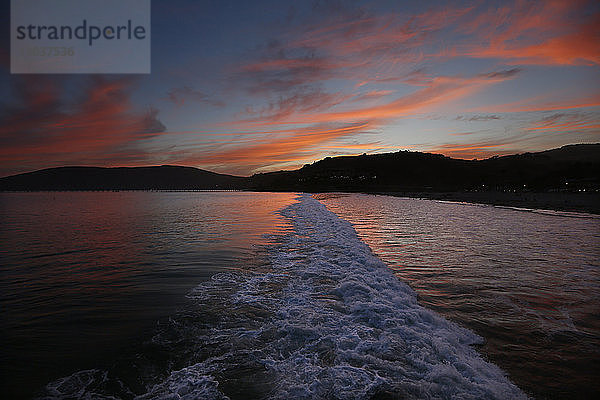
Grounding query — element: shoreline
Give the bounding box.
[367,191,600,215]
[3,189,599,215]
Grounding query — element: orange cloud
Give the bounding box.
[194,65,523,175]
[309,75,510,124]
[529,122,600,132]
[5,1,597,177]
[432,142,518,160]
[207,66,522,175]
[292,5,473,59]
[208,1,599,174]
[527,113,600,133]
[453,1,600,65]
[464,18,600,65]
[430,111,600,160]
[0,77,165,175]
[180,122,373,174]
[173,0,599,174]
[296,72,516,125]
[324,142,383,150]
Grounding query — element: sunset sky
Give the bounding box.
[1,0,599,177]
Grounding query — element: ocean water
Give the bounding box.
[318,193,600,399]
[0,191,296,399]
[0,191,595,399]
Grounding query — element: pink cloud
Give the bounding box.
[456,1,599,65]
[179,122,373,174]
[0,77,165,176]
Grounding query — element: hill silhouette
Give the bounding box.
[252,143,600,193]
[1,144,598,194]
[0,165,248,191]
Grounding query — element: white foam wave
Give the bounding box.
[41,194,527,399]
[140,194,527,399]
[40,369,128,400]
[136,363,229,400]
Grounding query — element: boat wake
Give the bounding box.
[41,194,526,399]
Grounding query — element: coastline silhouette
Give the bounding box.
[2,143,598,213]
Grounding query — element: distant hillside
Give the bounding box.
[251,143,600,192]
[0,165,248,191]
[1,144,598,192]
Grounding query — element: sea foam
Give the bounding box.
[138,194,527,399]
[41,194,527,399]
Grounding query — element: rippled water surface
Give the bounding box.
[318,193,600,399]
[0,191,297,399]
[2,191,598,399]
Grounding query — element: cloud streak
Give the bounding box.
[204,1,598,173]
[430,133,532,160]
[0,76,166,175]
[180,122,374,174]
[527,113,600,133]
[458,1,600,66]
[2,0,598,176]
[202,67,521,174]
[166,86,224,107]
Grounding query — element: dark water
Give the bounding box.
[318,193,600,399]
[2,191,598,399]
[18,193,523,399]
[0,191,297,399]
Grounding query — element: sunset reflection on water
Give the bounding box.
[0,191,297,399]
[318,193,600,399]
